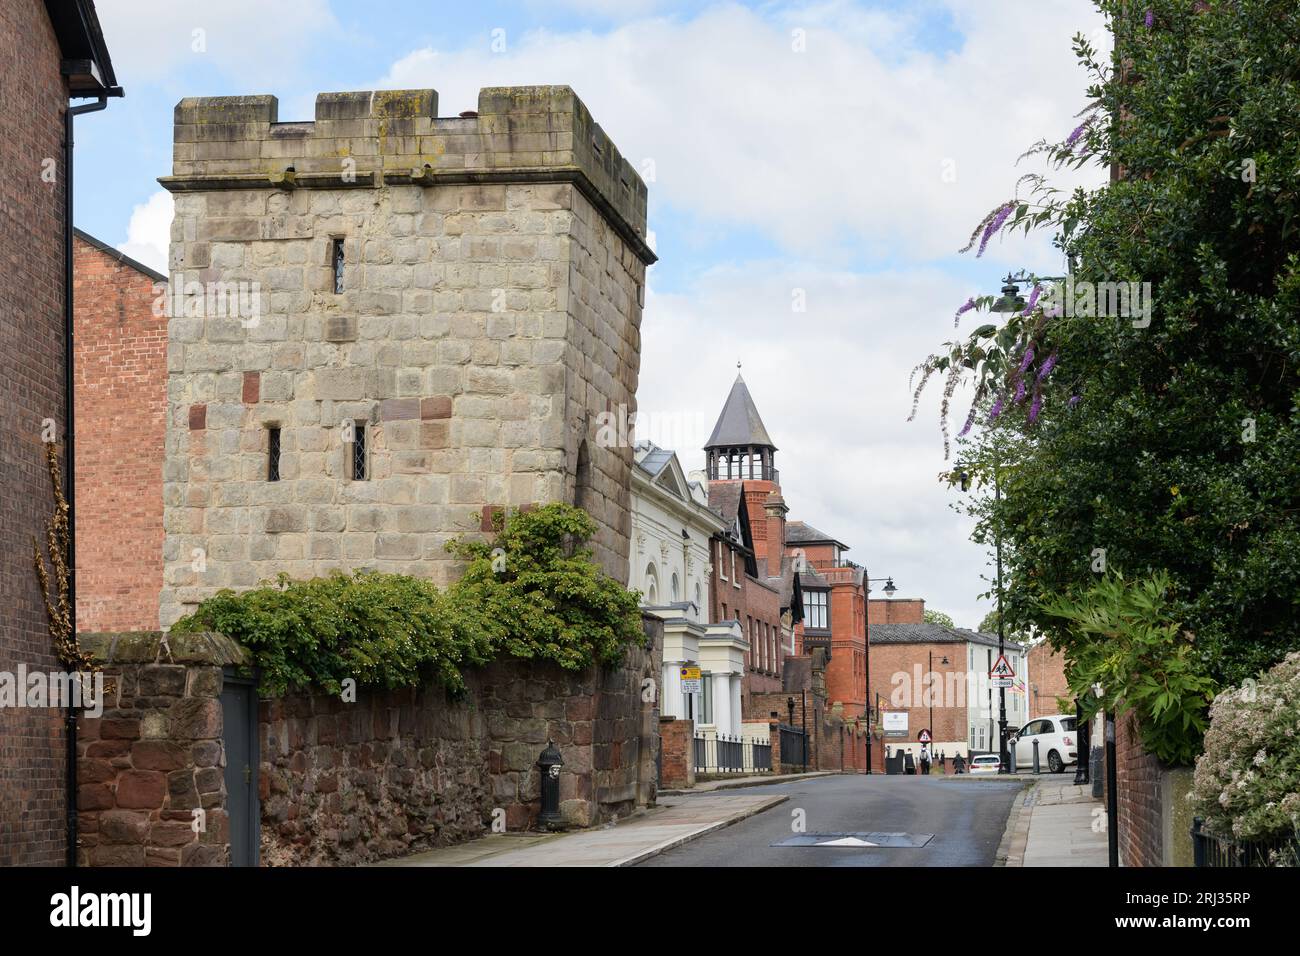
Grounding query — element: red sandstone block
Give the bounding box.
[188,404,206,430]
[420,395,453,419]
[116,770,167,809]
[242,370,260,403]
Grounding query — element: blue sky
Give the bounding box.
[84,0,1107,628]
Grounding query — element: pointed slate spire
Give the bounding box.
[704,374,777,451]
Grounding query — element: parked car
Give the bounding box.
[1012,715,1078,773]
[968,754,1002,775]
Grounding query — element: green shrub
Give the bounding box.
[1038,570,1217,766]
[1190,651,1300,844]
[170,502,644,695]
[446,502,646,671]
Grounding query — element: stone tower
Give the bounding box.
[157,87,654,626]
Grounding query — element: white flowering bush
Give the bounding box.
[1190,652,1300,845]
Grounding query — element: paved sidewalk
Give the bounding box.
[375,792,787,867]
[1003,776,1107,866]
[659,770,834,795]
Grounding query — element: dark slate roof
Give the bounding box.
[707,482,744,522]
[785,520,850,550]
[704,374,776,450]
[798,569,830,589]
[870,622,1025,651]
[765,555,800,606]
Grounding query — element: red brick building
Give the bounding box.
[0,0,119,866]
[1026,639,1071,717]
[867,620,1030,761]
[703,374,802,718]
[787,522,870,718]
[73,230,168,632]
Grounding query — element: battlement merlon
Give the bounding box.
[159,86,656,265]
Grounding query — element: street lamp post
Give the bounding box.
[956,464,1009,773]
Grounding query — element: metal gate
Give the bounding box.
[779,723,808,770]
[220,671,259,867]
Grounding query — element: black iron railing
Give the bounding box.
[1191,817,1300,867]
[693,734,773,774]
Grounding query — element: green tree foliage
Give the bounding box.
[923,609,956,628]
[1040,571,1217,765]
[445,502,646,671]
[916,0,1300,763]
[171,503,645,695]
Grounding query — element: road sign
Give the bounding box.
[680,665,702,695]
[883,711,908,736]
[989,654,1016,679]
[918,729,932,744]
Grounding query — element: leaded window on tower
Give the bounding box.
[332,237,345,293]
[350,421,367,480]
[267,426,281,481]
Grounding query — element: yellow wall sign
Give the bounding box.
[680,666,701,681]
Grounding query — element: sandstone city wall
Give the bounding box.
[79,615,661,867]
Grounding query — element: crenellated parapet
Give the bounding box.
[161,86,654,264]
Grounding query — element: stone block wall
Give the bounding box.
[262,613,662,865]
[79,615,660,866]
[77,631,245,866]
[259,681,491,866]
[157,86,654,626]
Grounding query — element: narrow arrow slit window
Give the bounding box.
[351,421,367,480]
[332,238,345,294]
[267,426,281,481]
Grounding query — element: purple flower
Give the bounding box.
[1066,122,1089,148]
[1020,284,1043,316]
[1037,352,1057,381]
[1028,393,1043,424]
[954,297,976,327]
[958,402,978,437]
[988,392,1006,422]
[977,203,1014,258]
[1018,346,1035,374]
[1068,393,1082,409]
[1013,378,1027,404]
[1144,8,1154,28]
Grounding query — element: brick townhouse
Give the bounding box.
[72,230,168,632]
[867,617,1028,762]
[0,0,120,866]
[787,521,870,719]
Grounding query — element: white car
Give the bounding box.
[1012,715,1078,773]
[968,754,1002,775]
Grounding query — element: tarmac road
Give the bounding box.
[638,773,1024,867]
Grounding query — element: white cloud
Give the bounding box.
[377,0,1107,264]
[638,261,995,627]
[118,190,173,274]
[372,1,1107,625]
[95,0,337,86]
